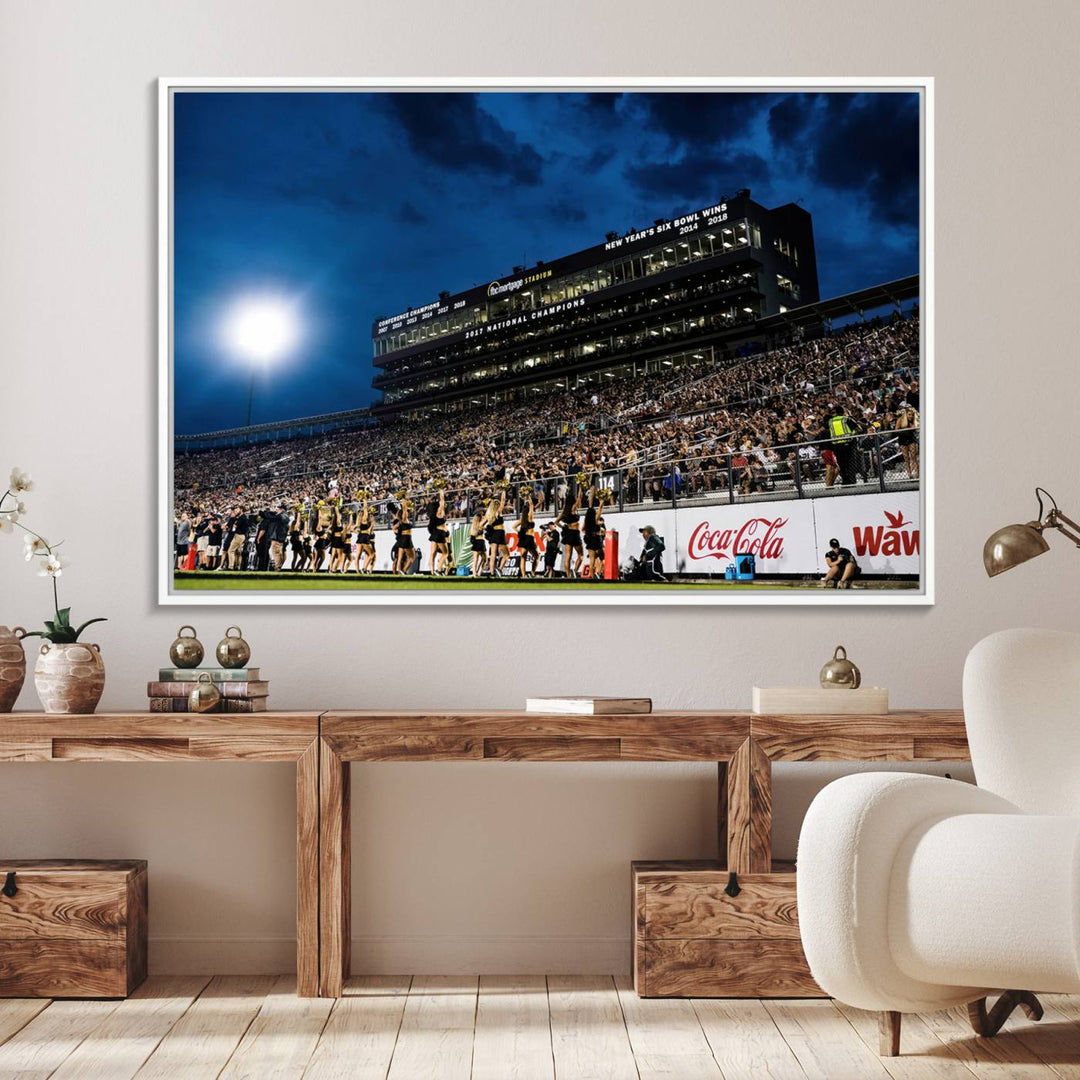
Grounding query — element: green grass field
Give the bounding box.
[174,571,911,591]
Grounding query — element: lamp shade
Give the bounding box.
[983,522,1050,577]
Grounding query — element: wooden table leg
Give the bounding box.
[726,738,772,874]
[296,738,320,997]
[319,737,351,997]
[717,760,728,869]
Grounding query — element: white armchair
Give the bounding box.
[797,628,1080,1055]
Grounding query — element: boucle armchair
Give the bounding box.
[797,628,1080,1055]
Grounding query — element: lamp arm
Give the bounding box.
[1047,509,1080,548]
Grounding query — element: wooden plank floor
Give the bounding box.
[1,976,1078,1079]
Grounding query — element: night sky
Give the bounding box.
[173,90,920,435]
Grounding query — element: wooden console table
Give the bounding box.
[0,712,322,997]
[2,708,971,999]
[318,708,969,998]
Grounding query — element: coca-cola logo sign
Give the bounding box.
[688,517,788,561]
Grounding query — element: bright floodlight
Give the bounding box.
[225,296,300,364]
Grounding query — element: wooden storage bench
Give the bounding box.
[632,860,822,998]
[0,859,148,997]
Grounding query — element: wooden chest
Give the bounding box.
[0,859,148,998]
[632,860,822,998]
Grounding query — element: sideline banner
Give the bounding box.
[813,490,920,574]
[368,491,920,576]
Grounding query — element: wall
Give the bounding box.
[2,0,1078,974]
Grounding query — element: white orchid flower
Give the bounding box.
[38,553,69,578]
[0,510,18,532]
[23,534,49,560]
[8,468,34,493]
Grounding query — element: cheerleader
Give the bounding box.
[583,490,607,581]
[515,488,538,578]
[393,499,415,575]
[311,524,329,573]
[288,508,307,571]
[426,489,450,575]
[486,488,510,577]
[558,485,584,578]
[355,498,376,574]
[328,505,347,573]
[469,504,488,577]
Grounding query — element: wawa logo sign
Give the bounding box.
[688,517,788,561]
[851,509,920,557]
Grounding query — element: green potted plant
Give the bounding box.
[1,468,108,713]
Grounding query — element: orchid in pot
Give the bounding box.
[1,468,108,713]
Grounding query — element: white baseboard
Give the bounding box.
[149,935,630,975]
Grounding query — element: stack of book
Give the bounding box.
[147,668,269,712]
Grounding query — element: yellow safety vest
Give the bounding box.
[828,415,855,444]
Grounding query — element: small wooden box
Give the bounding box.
[0,859,148,998]
[632,860,822,998]
[752,686,889,714]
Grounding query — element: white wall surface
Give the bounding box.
[1,0,1077,974]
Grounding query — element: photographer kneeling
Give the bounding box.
[822,536,861,589]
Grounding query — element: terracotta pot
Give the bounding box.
[0,626,27,713]
[34,642,106,714]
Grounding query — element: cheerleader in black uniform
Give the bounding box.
[583,490,607,581]
[558,487,584,578]
[469,505,487,577]
[328,506,347,574]
[288,508,307,571]
[355,498,376,574]
[394,499,415,575]
[515,489,539,578]
[486,489,510,577]
[312,525,329,573]
[426,489,450,575]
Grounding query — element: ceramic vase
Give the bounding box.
[34,642,106,714]
[0,626,27,712]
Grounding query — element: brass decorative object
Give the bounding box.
[187,672,221,713]
[168,625,204,669]
[984,488,1080,577]
[819,645,861,689]
[0,626,27,713]
[215,625,251,669]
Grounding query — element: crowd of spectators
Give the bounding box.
[174,312,920,554]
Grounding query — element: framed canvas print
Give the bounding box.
[158,77,932,605]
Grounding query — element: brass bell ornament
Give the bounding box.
[216,626,251,669]
[820,645,861,689]
[187,672,221,713]
[169,625,204,669]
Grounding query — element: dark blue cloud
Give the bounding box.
[172,90,920,435]
[380,93,543,185]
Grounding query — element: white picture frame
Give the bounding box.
[158,76,933,606]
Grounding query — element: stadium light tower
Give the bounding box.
[222,295,302,427]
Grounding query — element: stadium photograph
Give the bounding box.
[161,80,929,603]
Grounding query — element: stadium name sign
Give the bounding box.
[463,296,586,339]
[603,201,730,251]
[487,268,553,297]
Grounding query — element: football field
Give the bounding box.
[173,571,913,591]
